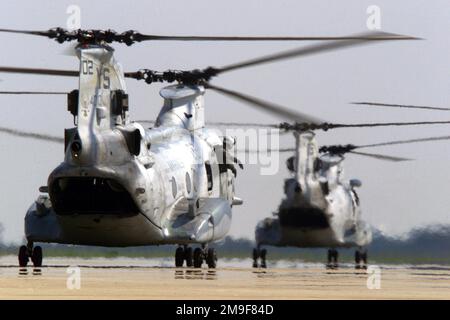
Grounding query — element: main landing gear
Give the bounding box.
[18,242,43,268]
[175,244,217,269]
[252,247,267,268]
[355,248,368,269]
[327,249,338,269]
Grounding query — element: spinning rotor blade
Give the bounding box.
[137,32,416,42]
[128,31,419,84]
[0,91,67,94]
[0,66,78,77]
[0,127,63,143]
[0,28,51,37]
[274,119,450,132]
[216,32,417,75]
[136,119,278,128]
[351,101,450,111]
[321,135,450,159]
[0,65,138,79]
[201,121,277,128]
[0,28,417,46]
[348,151,412,162]
[239,147,411,162]
[359,135,450,148]
[237,148,295,154]
[0,30,417,84]
[313,120,450,131]
[205,83,322,124]
[137,119,450,131]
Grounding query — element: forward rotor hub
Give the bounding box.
[45,28,144,45]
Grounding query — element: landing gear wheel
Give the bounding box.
[327,249,332,268]
[361,251,368,269]
[18,245,29,267]
[175,246,184,267]
[185,247,193,267]
[260,249,267,268]
[206,248,217,268]
[31,246,43,267]
[355,249,368,269]
[252,248,259,268]
[355,250,361,269]
[333,250,339,268]
[327,249,338,269]
[193,248,203,268]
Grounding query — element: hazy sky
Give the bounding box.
[0,0,449,243]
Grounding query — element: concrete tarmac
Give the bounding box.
[0,257,449,299]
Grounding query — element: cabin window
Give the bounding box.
[171,177,177,198]
[205,162,213,191]
[185,172,192,195]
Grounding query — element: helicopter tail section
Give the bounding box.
[76,44,128,131]
[294,131,319,187]
[64,44,131,166]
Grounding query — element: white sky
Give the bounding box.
[0,0,449,243]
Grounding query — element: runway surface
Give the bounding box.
[1,256,449,299]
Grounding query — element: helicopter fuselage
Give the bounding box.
[255,132,372,249]
[26,124,235,246]
[24,43,239,247]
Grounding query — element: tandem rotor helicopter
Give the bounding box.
[248,123,450,269]
[0,27,444,269]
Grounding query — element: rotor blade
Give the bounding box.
[357,135,450,149]
[201,121,279,128]
[0,66,78,77]
[351,101,450,111]
[205,83,322,124]
[0,28,417,47]
[348,150,412,162]
[126,31,418,84]
[237,148,295,154]
[214,31,419,75]
[140,118,450,131]
[0,91,67,95]
[0,127,63,143]
[0,65,137,79]
[0,28,51,37]
[135,119,279,128]
[138,32,417,42]
[325,120,450,130]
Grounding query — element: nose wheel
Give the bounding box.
[252,247,267,268]
[18,242,43,268]
[327,249,338,269]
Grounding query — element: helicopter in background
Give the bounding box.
[250,123,450,269]
[0,27,419,269]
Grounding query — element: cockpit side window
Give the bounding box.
[313,158,322,172]
[205,161,213,191]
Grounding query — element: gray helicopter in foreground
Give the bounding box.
[252,125,450,269]
[0,27,430,269]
